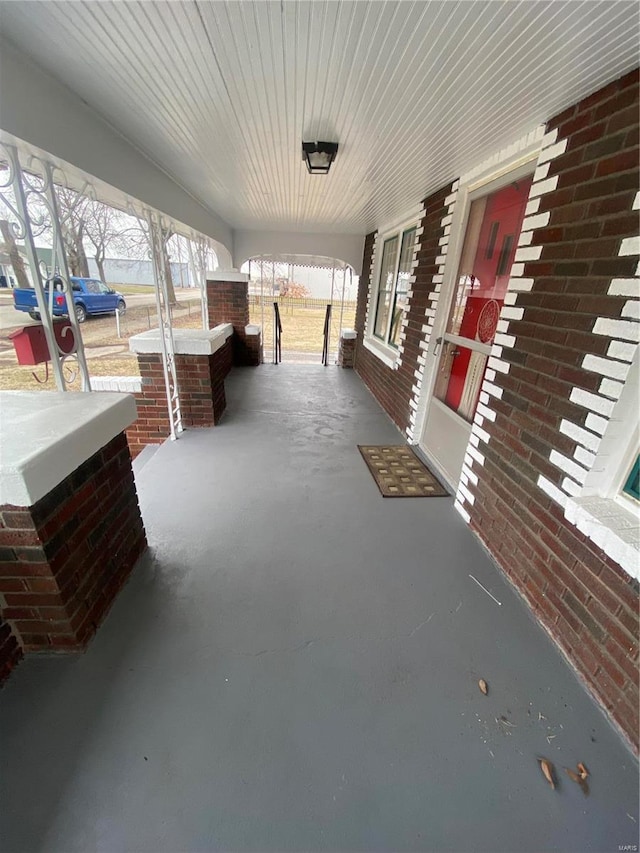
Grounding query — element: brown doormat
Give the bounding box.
[357,445,449,497]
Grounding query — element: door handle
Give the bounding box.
[433,336,443,356]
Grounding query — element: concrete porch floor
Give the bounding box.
[0,365,638,853]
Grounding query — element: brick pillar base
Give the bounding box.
[245,326,262,365]
[339,330,357,368]
[206,275,257,366]
[0,433,147,653]
[129,355,172,457]
[175,339,233,427]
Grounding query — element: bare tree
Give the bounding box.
[82,201,144,283]
[55,187,90,276]
[0,172,49,286]
[111,217,177,304]
[1,169,180,304]
[0,219,30,288]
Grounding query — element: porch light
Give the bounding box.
[302,141,338,174]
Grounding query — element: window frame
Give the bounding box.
[564,348,640,580]
[365,214,420,367]
[372,233,400,343]
[622,456,640,503]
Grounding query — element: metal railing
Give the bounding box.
[321,303,332,366]
[273,301,282,364]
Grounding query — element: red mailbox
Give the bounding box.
[9,320,75,366]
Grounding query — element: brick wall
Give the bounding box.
[207,280,250,329]
[126,359,172,457]
[354,70,639,750]
[127,341,234,454]
[353,231,375,353]
[456,69,639,750]
[0,615,22,684]
[355,185,453,432]
[338,335,356,368]
[245,330,263,366]
[175,340,232,428]
[206,279,256,365]
[0,433,147,652]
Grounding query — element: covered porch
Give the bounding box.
[1,364,637,852]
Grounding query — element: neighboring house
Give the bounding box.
[354,69,639,748]
[32,248,193,287]
[86,258,193,287]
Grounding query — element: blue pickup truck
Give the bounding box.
[13,277,126,323]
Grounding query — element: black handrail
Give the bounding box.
[273,301,282,364]
[321,303,332,366]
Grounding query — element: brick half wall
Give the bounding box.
[121,339,235,456]
[0,433,147,653]
[176,339,233,427]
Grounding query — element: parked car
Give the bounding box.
[13,276,126,323]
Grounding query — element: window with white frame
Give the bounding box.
[564,349,640,580]
[371,225,417,350]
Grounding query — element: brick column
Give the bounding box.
[175,340,233,427]
[127,327,235,444]
[131,356,172,455]
[244,324,263,366]
[338,329,357,368]
[206,271,256,365]
[0,433,146,653]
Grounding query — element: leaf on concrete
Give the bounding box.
[565,764,590,796]
[565,767,581,783]
[478,678,488,695]
[539,758,556,790]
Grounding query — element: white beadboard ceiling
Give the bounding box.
[0,0,638,236]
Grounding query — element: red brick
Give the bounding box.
[1,511,36,530]
[595,149,639,178]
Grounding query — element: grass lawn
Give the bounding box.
[109,283,155,295]
[0,355,140,391]
[251,304,356,353]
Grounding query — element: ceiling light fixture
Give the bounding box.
[302,141,338,175]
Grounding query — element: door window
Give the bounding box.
[434,177,532,422]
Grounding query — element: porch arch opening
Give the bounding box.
[240,253,359,365]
